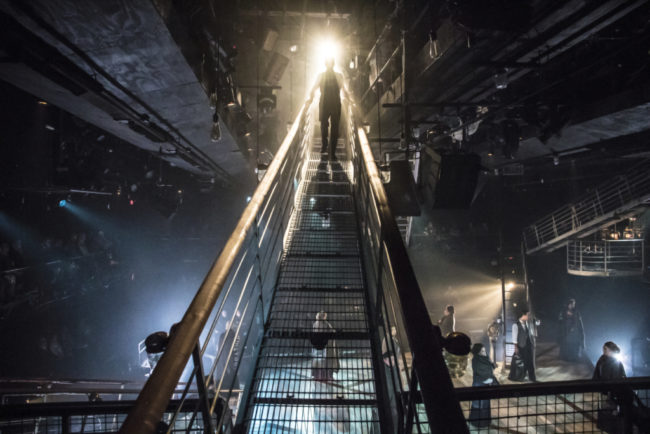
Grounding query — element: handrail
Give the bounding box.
[119,97,314,434]
[455,376,650,400]
[348,102,468,432]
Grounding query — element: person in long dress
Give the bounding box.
[311,311,340,381]
[558,298,585,361]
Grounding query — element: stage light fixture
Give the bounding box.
[289,44,298,53]
[38,100,48,105]
[58,199,67,207]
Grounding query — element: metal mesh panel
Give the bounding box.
[304,182,351,196]
[247,404,379,434]
[244,150,380,432]
[458,386,650,433]
[285,230,359,257]
[268,291,368,331]
[299,195,353,212]
[277,257,364,290]
[290,211,357,232]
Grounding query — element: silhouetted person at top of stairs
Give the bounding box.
[313,57,344,161]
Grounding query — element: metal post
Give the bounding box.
[191,342,215,433]
[62,414,70,434]
[403,370,420,434]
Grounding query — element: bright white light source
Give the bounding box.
[289,44,298,53]
[246,196,252,203]
[506,282,515,290]
[314,37,340,68]
[614,352,624,362]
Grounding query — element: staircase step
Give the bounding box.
[284,230,359,256]
[303,182,351,196]
[299,195,353,212]
[290,211,357,232]
[277,257,364,290]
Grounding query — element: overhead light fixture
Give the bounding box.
[38,100,48,105]
[58,199,67,208]
[45,124,56,131]
[289,44,298,53]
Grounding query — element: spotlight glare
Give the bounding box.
[314,37,340,67]
[58,199,67,208]
[506,282,515,290]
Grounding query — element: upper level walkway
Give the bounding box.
[523,159,650,254]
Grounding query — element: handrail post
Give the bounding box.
[191,341,215,433]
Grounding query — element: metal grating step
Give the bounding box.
[251,338,376,400]
[277,257,364,290]
[290,211,357,232]
[275,286,364,293]
[307,160,347,172]
[268,290,368,332]
[303,182,351,196]
[306,169,350,182]
[285,230,359,256]
[246,404,379,433]
[300,195,353,212]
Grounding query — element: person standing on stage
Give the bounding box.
[438,305,455,338]
[558,298,585,361]
[512,309,537,382]
[468,343,498,428]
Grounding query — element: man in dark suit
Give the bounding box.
[512,309,536,381]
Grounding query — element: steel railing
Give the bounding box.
[119,95,315,433]
[343,99,468,432]
[523,159,650,254]
[567,238,645,276]
[455,377,650,433]
[117,82,466,433]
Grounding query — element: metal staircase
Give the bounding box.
[523,159,650,254]
[0,90,467,434]
[242,150,380,432]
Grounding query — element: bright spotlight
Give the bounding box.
[614,352,624,362]
[58,199,67,208]
[314,37,340,68]
[506,282,515,290]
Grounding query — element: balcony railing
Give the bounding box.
[567,239,644,276]
[523,159,650,254]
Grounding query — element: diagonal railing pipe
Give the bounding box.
[352,121,468,433]
[119,97,314,434]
